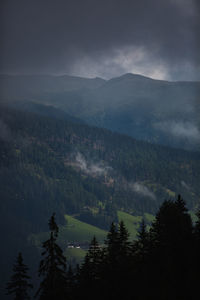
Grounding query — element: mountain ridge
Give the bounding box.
[2,72,200,82]
[0,73,200,151]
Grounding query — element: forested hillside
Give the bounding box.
[1,104,199,223]
[0,103,200,298]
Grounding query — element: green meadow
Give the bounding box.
[29,211,155,265]
[29,214,107,249]
[117,211,155,240]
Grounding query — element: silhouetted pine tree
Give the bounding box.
[193,209,200,295]
[117,221,133,299]
[194,209,200,241]
[128,219,151,300]
[76,196,197,300]
[117,220,131,273]
[175,194,188,213]
[134,219,149,261]
[118,220,130,256]
[150,197,192,250]
[77,236,104,299]
[149,196,193,299]
[101,221,132,299]
[104,222,119,265]
[6,252,33,300]
[35,213,67,300]
[65,265,75,300]
[80,236,103,282]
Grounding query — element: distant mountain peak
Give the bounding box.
[120,73,141,78]
[109,73,155,82]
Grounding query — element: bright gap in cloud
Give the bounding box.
[69,46,169,80]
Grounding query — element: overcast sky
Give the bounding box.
[0,0,199,80]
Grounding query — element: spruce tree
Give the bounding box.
[65,265,75,300]
[6,252,33,300]
[194,209,200,241]
[175,194,188,213]
[103,222,130,299]
[80,236,103,282]
[104,222,119,264]
[149,196,193,299]
[193,209,200,292]
[35,213,67,300]
[150,197,192,249]
[77,237,104,300]
[135,219,149,260]
[130,219,151,299]
[118,220,130,255]
[117,220,131,277]
[66,265,74,288]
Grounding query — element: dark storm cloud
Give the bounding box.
[0,0,199,80]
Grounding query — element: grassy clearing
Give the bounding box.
[117,211,155,240]
[166,188,176,197]
[64,247,86,265]
[189,211,198,223]
[29,212,155,265]
[60,215,107,244]
[144,212,155,224]
[117,211,142,240]
[29,214,107,250]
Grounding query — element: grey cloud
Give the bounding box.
[69,46,170,80]
[0,0,199,80]
[129,182,156,200]
[154,121,200,142]
[75,152,111,177]
[75,152,87,172]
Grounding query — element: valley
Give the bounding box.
[0,102,200,290]
[0,74,200,300]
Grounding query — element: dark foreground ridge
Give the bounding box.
[6,195,200,300]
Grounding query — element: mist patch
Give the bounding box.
[129,182,156,200]
[153,121,200,142]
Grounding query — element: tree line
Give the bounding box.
[6,195,200,300]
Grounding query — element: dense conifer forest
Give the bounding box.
[6,196,200,300]
[1,104,200,299]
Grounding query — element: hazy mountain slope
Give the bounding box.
[0,74,105,101]
[80,74,200,150]
[1,73,199,150]
[6,100,86,124]
[0,103,200,297]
